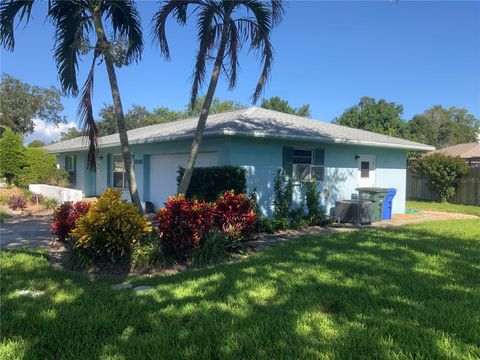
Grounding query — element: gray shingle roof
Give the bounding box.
[44,107,434,153]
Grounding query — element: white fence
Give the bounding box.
[29,184,83,203]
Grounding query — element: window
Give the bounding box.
[65,155,76,185]
[361,161,370,178]
[113,154,127,189]
[292,149,324,181]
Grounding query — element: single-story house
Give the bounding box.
[44,107,434,215]
[427,142,480,166]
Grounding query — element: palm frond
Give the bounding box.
[152,0,192,60]
[102,0,143,64]
[226,19,239,90]
[0,0,35,50]
[77,51,100,171]
[189,4,219,108]
[49,0,87,96]
[270,0,285,25]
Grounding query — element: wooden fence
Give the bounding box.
[406,166,480,206]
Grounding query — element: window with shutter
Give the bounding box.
[290,148,325,181]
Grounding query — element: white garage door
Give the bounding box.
[149,152,218,209]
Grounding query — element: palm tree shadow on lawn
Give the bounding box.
[1,221,479,359]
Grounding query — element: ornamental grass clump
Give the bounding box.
[71,189,152,264]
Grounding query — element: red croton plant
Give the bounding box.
[50,201,91,246]
[155,192,257,259]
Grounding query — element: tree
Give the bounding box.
[27,140,45,148]
[154,0,284,194]
[0,128,24,185]
[18,147,68,187]
[0,74,66,134]
[414,153,470,202]
[60,127,83,141]
[334,96,407,137]
[187,96,244,117]
[408,106,479,148]
[1,0,144,212]
[261,96,311,117]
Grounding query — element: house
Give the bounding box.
[428,142,480,166]
[44,107,434,215]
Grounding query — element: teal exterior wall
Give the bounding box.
[56,136,407,215]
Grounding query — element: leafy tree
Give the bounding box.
[154,0,284,195]
[187,96,244,117]
[334,96,407,137]
[1,0,144,212]
[0,128,24,185]
[17,147,68,187]
[0,74,66,134]
[408,106,479,148]
[27,140,45,148]
[60,127,83,141]
[261,96,311,117]
[414,153,470,202]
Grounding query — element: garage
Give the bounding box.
[149,152,218,209]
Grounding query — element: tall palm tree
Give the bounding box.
[0,0,144,212]
[153,0,284,195]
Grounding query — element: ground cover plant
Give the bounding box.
[407,200,480,217]
[1,220,479,359]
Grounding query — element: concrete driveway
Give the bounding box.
[0,216,53,250]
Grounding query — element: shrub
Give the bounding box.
[178,166,247,202]
[192,231,229,266]
[131,234,168,271]
[414,153,470,202]
[50,201,92,246]
[0,193,8,205]
[0,128,24,185]
[41,197,60,211]
[304,180,324,225]
[155,195,213,260]
[7,195,27,210]
[214,191,257,245]
[17,148,69,188]
[256,217,288,234]
[273,169,293,219]
[71,189,152,264]
[30,193,45,205]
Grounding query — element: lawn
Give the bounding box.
[1,220,479,360]
[407,200,480,216]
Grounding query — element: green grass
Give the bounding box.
[1,220,480,359]
[407,200,480,216]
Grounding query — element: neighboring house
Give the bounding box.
[44,107,434,215]
[428,142,480,166]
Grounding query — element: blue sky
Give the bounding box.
[1,1,479,143]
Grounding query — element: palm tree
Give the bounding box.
[153,0,284,195]
[0,0,144,212]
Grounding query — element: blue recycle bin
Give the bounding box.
[382,188,397,220]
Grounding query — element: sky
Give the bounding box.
[1,1,479,144]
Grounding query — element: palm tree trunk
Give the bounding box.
[93,12,143,213]
[177,22,230,195]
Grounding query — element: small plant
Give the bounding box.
[414,153,470,202]
[273,169,293,219]
[131,235,168,271]
[256,217,288,234]
[30,193,45,205]
[72,189,152,264]
[50,201,92,246]
[304,180,324,225]
[0,193,9,205]
[7,195,27,211]
[192,231,229,266]
[41,197,60,211]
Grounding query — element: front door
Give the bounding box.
[357,155,376,187]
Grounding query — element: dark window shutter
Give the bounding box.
[107,154,112,187]
[314,149,325,166]
[283,147,293,177]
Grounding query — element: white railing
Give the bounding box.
[29,184,83,203]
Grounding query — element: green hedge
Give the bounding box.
[177,166,247,202]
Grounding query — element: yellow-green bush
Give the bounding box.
[71,189,152,264]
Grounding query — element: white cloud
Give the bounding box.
[24,119,77,145]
